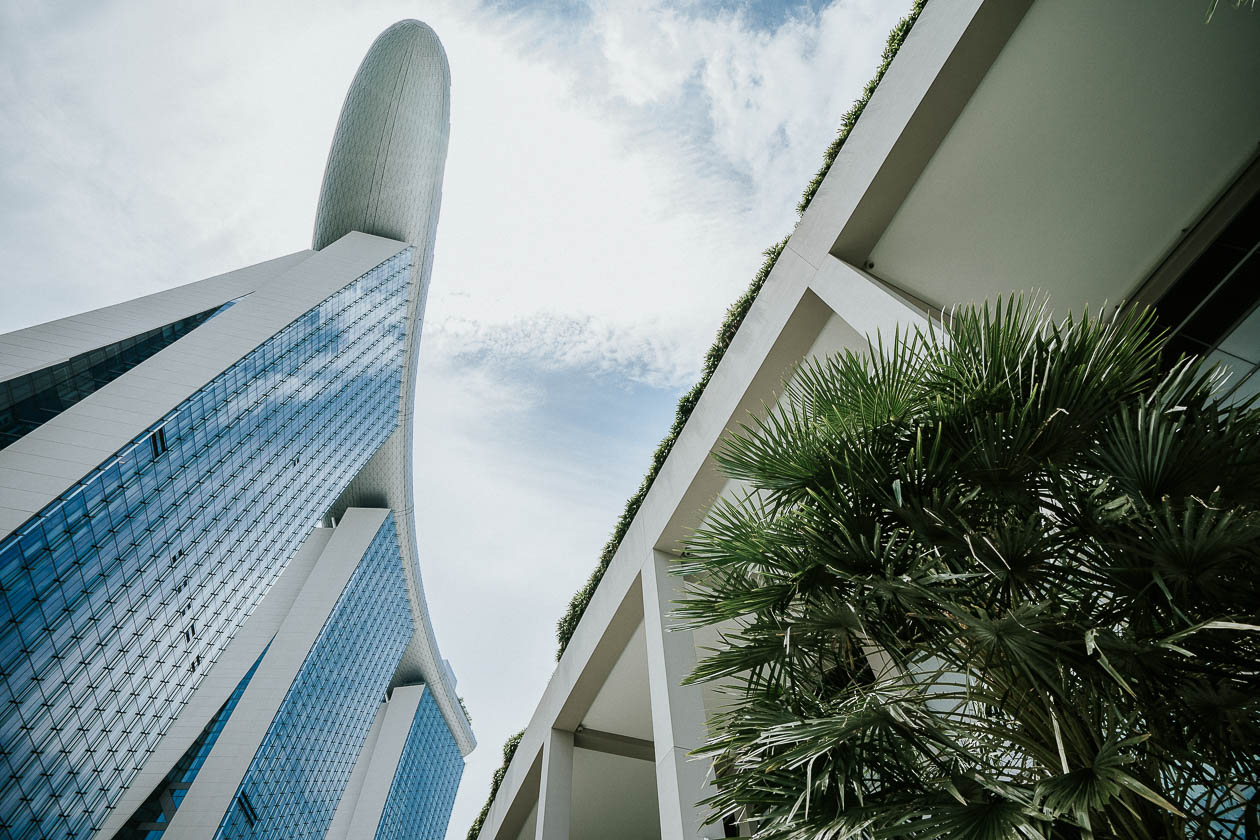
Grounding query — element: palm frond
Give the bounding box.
[679,295,1260,838]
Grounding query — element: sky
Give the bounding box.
[0,0,913,835]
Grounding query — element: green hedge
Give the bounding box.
[552,235,787,658]
[467,3,928,836]
[555,0,926,659]
[465,731,523,840]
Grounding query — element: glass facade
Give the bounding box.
[1203,304,1260,405]
[374,687,464,840]
[216,517,413,840]
[0,248,412,840]
[0,302,234,450]
[116,645,269,839]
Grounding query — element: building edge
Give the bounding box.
[309,17,473,755]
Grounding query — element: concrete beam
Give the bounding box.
[789,0,1032,269]
[338,684,427,840]
[573,727,654,763]
[162,509,392,839]
[325,703,388,840]
[93,526,331,840]
[0,234,407,545]
[477,571,644,840]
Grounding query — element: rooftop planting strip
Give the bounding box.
[467,3,929,837]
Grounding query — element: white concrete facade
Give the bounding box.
[472,2,1260,838]
[0,252,311,385]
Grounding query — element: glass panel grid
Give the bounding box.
[0,249,412,840]
[373,687,463,840]
[117,643,269,839]
[216,516,413,840]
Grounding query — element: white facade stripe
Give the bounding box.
[163,508,393,839]
[332,684,428,840]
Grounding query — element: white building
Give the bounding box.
[470,1,1260,838]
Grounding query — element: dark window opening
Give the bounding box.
[1152,188,1260,401]
[0,301,235,450]
[150,427,168,460]
[237,791,259,827]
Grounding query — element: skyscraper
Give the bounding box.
[0,19,473,840]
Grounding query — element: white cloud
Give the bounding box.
[427,0,912,390]
[0,1,914,837]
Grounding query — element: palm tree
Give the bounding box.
[676,298,1260,839]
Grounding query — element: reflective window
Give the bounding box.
[373,687,464,840]
[216,517,413,840]
[0,249,411,840]
[1202,302,1260,404]
[1156,190,1260,403]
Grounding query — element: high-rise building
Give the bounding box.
[0,19,473,840]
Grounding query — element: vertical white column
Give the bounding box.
[326,684,425,840]
[163,509,391,840]
[642,550,720,840]
[324,702,387,840]
[534,728,574,840]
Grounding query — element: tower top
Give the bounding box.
[312,20,451,251]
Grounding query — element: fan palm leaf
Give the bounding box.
[680,296,1260,838]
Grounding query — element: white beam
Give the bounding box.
[92,527,331,840]
[162,508,392,839]
[790,0,1031,268]
[324,703,387,840]
[0,233,407,543]
[335,684,426,840]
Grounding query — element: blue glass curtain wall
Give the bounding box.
[373,687,464,840]
[216,517,413,840]
[115,644,269,839]
[0,302,235,450]
[0,249,411,840]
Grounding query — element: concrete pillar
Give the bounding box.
[534,728,574,840]
[326,684,425,840]
[324,703,387,840]
[163,509,392,839]
[642,550,720,840]
[94,525,331,840]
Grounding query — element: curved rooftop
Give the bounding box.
[315,21,474,756]
[313,19,451,252]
